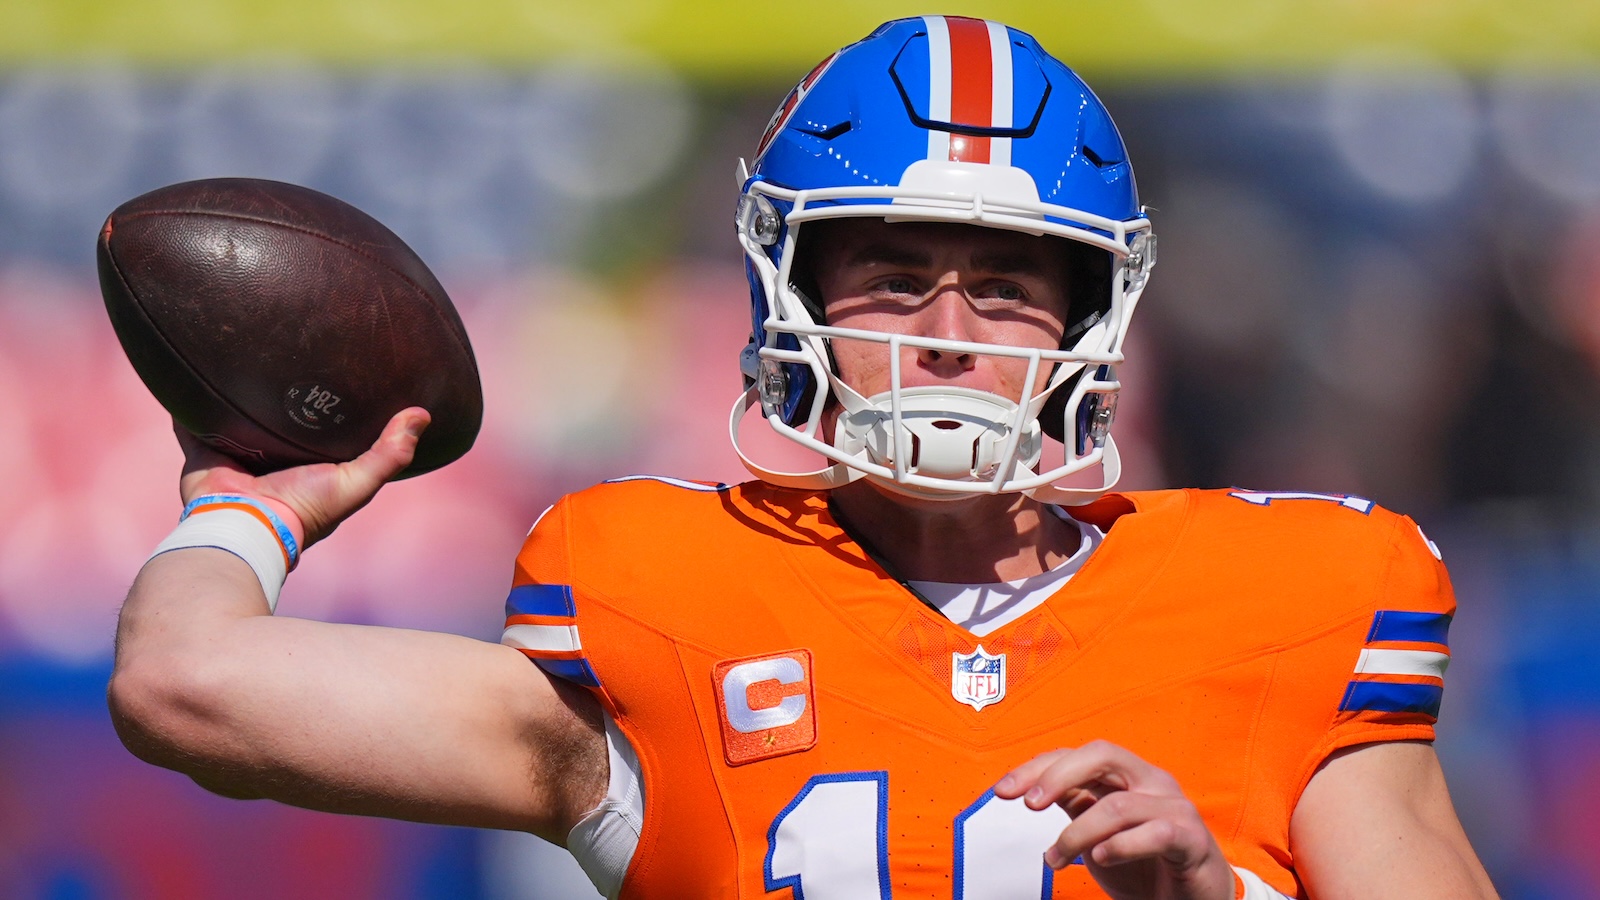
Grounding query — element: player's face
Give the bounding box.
[810,219,1071,404]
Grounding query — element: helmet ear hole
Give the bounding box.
[1039,371,1075,443]
[1062,241,1113,341]
[787,221,831,325]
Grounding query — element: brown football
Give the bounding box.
[97,178,482,478]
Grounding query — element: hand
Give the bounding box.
[995,740,1236,900]
[175,407,431,549]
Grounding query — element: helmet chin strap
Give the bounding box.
[729,388,862,491]
[1019,436,1123,506]
[830,382,1043,497]
[730,386,1123,503]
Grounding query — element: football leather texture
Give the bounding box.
[98,178,483,478]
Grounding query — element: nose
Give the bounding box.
[913,276,978,377]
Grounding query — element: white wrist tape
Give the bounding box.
[148,495,301,612]
[1234,866,1293,900]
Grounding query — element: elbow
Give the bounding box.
[107,657,194,769]
[106,657,265,800]
[106,652,233,776]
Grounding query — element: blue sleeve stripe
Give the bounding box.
[506,583,575,618]
[1339,680,1443,718]
[1366,610,1451,646]
[535,657,601,688]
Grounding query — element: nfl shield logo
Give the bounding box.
[951,646,1007,711]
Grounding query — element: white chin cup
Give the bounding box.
[835,386,1043,494]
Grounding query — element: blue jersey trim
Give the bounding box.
[534,657,601,689]
[1366,610,1452,646]
[951,789,1062,899]
[506,583,576,618]
[1339,681,1443,718]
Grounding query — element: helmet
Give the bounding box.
[730,16,1155,504]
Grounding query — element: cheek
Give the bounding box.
[828,336,892,396]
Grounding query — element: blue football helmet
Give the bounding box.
[731,16,1155,503]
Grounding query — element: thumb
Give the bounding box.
[340,407,431,500]
[254,408,432,548]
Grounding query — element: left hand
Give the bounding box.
[995,740,1236,900]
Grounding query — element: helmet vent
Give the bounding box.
[800,121,853,141]
[1082,144,1108,167]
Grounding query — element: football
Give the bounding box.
[97,178,483,478]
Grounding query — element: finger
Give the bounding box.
[335,407,431,502]
[1045,791,1196,869]
[995,748,1073,799]
[1086,817,1215,870]
[1020,740,1180,811]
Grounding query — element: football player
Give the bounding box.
[110,17,1499,900]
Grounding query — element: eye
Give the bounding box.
[873,276,918,297]
[974,281,1029,307]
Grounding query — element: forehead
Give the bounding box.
[807,218,1069,278]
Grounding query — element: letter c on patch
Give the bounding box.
[721,657,806,733]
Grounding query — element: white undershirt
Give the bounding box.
[566,509,1105,896]
[907,510,1103,637]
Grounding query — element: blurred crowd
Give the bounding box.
[0,59,1598,898]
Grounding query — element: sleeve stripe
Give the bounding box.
[1363,639,1452,653]
[1339,680,1443,718]
[1366,610,1451,646]
[505,613,575,628]
[506,583,576,618]
[512,647,586,661]
[535,657,602,688]
[502,623,580,654]
[1354,648,1450,679]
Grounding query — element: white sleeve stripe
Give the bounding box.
[501,624,581,653]
[1354,648,1450,679]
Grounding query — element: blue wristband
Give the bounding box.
[182,494,301,569]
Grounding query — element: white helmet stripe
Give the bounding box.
[922,14,952,161]
[987,20,1014,167]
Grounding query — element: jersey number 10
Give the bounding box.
[764,771,1071,899]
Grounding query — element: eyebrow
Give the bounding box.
[838,242,931,270]
[969,249,1053,279]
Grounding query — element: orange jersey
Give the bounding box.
[505,479,1455,899]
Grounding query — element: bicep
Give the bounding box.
[1290,741,1498,900]
[111,550,607,841]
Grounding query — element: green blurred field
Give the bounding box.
[4,0,1598,75]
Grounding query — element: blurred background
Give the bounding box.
[1,1,1598,897]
